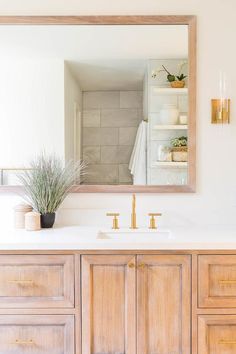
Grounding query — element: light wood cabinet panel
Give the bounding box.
[198,255,236,308]
[81,255,136,354]
[198,315,236,354]
[137,255,191,354]
[0,314,74,354]
[0,255,74,308]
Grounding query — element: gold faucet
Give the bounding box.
[130,194,138,229]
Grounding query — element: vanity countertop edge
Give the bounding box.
[0,225,236,250]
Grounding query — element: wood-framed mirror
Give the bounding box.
[0,16,196,193]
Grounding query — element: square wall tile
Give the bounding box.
[101,109,141,127]
[85,164,119,184]
[83,110,100,127]
[119,164,132,184]
[100,128,119,146]
[83,146,100,164]
[101,146,118,164]
[119,127,138,146]
[83,91,120,109]
[117,145,133,164]
[83,128,101,146]
[120,91,143,108]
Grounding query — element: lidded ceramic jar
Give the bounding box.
[14,203,33,229]
[160,103,179,125]
[25,212,41,231]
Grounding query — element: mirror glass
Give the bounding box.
[0,24,190,187]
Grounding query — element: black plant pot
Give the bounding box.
[40,212,56,228]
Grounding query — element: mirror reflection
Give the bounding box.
[0,25,189,186]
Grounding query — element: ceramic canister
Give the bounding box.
[25,212,41,231]
[14,203,33,229]
[160,103,179,125]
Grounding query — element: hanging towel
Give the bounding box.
[129,120,147,185]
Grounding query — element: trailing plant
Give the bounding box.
[152,62,187,82]
[18,153,86,215]
[171,136,188,148]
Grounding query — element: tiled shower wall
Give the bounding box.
[82,90,143,184]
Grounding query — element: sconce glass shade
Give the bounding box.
[211,99,230,124]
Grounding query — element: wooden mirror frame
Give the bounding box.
[0,15,196,193]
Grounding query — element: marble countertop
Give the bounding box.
[1,225,236,250]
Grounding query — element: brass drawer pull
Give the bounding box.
[13,339,34,345]
[219,340,236,344]
[8,279,34,285]
[219,280,236,285]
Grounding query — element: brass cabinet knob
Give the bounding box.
[106,213,120,229]
[138,262,146,269]
[128,262,135,268]
[148,213,162,229]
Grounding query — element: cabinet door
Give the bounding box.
[137,255,191,354]
[198,315,236,354]
[0,314,74,354]
[81,255,136,354]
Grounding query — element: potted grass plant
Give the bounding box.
[18,153,86,228]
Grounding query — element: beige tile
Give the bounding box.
[120,91,143,108]
[100,128,119,146]
[83,146,100,164]
[84,164,119,184]
[119,127,138,146]
[119,164,133,184]
[117,145,133,164]
[101,109,141,127]
[83,91,120,109]
[101,146,118,164]
[83,128,101,146]
[83,110,100,127]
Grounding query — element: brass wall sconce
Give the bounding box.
[211,98,230,124]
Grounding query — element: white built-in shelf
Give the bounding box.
[153,124,188,130]
[152,161,188,168]
[152,87,188,95]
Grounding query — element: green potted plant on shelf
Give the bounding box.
[152,62,187,88]
[171,136,188,162]
[18,153,86,228]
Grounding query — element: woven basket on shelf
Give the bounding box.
[171,146,188,162]
[171,80,185,88]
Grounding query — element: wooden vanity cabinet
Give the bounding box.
[81,254,191,354]
[3,251,236,354]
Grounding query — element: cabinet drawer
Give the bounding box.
[0,255,74,308]
[198,315,236,354]
[198,255,236,308]
[0,315,74,354]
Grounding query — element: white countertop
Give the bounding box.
[1,225,236,250]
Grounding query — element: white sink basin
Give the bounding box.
[97,229,173,241]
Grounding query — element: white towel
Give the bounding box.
[129,121,147,185]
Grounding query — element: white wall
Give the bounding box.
[0,0,236,229]
[0,58,65,167]
[64,63,82,162]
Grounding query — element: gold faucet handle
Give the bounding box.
[106,213,120,229]
[148,213,162,229]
